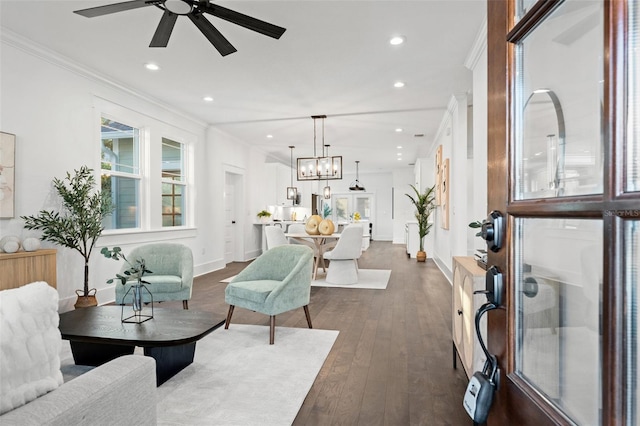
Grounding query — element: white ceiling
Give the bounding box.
[0,0,485,174]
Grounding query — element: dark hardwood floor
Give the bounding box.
[161,241,471,425]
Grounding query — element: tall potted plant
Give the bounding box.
[22,166,113,308]
[406,184,436,262]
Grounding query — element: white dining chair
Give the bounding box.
[323,224,363,284]
[265,226,289,250]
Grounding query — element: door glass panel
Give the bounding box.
[628,1,640,192]
[515,0,538,23]
[515,0,603,200]
[354,196,371,220]
[628,221,639,425]
[515,218,602,425]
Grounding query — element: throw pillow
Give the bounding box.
[0,281,63,414]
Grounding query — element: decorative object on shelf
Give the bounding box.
[257,209,272,223]
[352,211,361,222]
[101,246,154,324]
[21,237,41,252]
[0,131,16,219]
[348,161,366,191]
[286,146,298,203]
[21,166,113,308]
[405,184,436,262]
[305,215,323,235]
[318,218,335,235]
[0,235,20,253]
[468,220,488,270]
[297,115,342,181]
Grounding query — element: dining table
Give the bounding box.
[285,232,341,280]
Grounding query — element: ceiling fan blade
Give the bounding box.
[188,13,237,56]
[74,0,155,18]
[149,10,178,47]
[202,3,286,39]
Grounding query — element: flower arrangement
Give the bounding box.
[256,210,272,218]
[352,211,361,221]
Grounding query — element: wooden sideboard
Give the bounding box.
[0,249,57,290]
[452,256,486,378]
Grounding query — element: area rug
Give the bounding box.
[222,269,391,290]
[61,325,338,426]
[312,269,391,289]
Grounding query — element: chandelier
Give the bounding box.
[297,115,342,181]
[287,145,298,203]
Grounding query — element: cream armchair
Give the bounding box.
[323,224,363,285]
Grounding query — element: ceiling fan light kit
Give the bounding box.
[73,0,286,56]
[297,115,343,182]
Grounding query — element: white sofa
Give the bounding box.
[0,282,157,425]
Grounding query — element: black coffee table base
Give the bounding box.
[70,340,198,385]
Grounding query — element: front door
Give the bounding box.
[487,1,638,424]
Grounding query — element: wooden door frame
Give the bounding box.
[487,0,633,424]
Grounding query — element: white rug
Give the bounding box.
[312,269,391,289]
[60,324,338,426]
[221,269,391,290]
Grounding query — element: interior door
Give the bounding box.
[486,1,639,424]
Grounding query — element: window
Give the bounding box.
[161,138,185,227]
[101,117,141,230]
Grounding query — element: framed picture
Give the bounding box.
[435,145,443,205]
[441,158,449,229]
[0,132,16,219]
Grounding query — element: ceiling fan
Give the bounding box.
[73,0,286,56]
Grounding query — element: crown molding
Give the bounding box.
[464,17,487,71]
[1,28,207,129]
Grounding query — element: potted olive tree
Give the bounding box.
[406,184,436,262]
[22,166,113,308]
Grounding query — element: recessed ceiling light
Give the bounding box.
[397,157,402,161]
[395,128,403,132]
[266,135,273,139]
[397,146,403,149]
[203,96,214,102]
[394,81,405,88]
[390,36,405,45]
[144,63,160,71]
[397,152,402,156]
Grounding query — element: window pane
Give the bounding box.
[101,118,139,174]
[628,2,640,192]
[162,182,184,227]
[101,175,139,230]
[334,197,349,222]
[514,0,603,200]
[355,196,371,220]
[628,221,639,425]
[515,218,602,424]
[162,138,184,182]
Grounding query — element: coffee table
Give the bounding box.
[59,306,225,385]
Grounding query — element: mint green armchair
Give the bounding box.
[224,245,314,344]
[115,243,193,309]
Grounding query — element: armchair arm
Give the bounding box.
[0,355,156,426]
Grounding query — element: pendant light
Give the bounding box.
[323,144,331,199]
[349,160,366,191]
[297,115,342,181]
[287,146,298,203]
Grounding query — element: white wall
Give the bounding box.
[0,36,216,311]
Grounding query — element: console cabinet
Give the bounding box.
[452,256,486,378]
[0,249,57,290]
